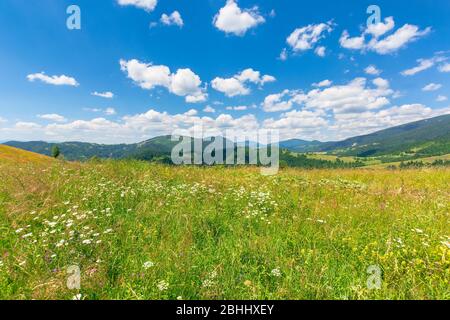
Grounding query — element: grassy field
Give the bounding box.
[0,156,449,300]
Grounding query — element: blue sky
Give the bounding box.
[0,0,449,143]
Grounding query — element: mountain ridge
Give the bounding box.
[3,114,450,161]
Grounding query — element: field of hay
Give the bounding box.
[0,158,448,300]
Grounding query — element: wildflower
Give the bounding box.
[15,228,24,234]
[143,261,154,269]
[72,294,82,300]
[82,239,92,245]
[244,280,252,287]
[271,268,282,277]
[104,229,113,234]
[157,280,169,291]
[56,239,65,247]
[177,296,183,300]
[22,233,33,239]
[202,279,215,288]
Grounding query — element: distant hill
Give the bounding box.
[0,145,54,164]
[279,139,325,153]
[320,114,450,157]
[3,114,450,162]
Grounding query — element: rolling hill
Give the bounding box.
[320,114,450,157]
[3,114,450,162]
[0,145,54,164]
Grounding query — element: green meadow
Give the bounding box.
[0,157,449,300]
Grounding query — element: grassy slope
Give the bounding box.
[365,153,450,169]
[0,145,54,165]
[0,158,448,300]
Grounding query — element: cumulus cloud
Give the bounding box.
[211,68,275,97]
[160,11,183,27]
[105,108,117,115]
[262,90,305,112]
[14,122,42,130]
[339,31,365,50]
[38,114,67,123]
[305,78,393,114]
[117,0,157,12]
[364,65,382,76]
[439,62,450,73]
[120,59,207,103]
[340,17,430,55]
[263,77,393,115]
[436,95,447,102]
[422,83,442,91]
[2,103,449,143]
[370,24,431,54]
[92,91,114,99]
[312,79,332,88]
[264,109,328,133]
[286,22,333,55]
[315,46,326,57]
[365,16,395,38]
[203,106,216,113]
[213,0,265,36]
[27,72,79,86]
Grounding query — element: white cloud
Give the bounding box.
[105,108,117,115]
[120,59,207,103]
[400,56,446,76]
[436,95,447,102]
[287,22,333,52]
[422,83,442,91]
[226,105,248,111]
[264,109,328,133]
[340,17,430,55]
[27,72,79,86]
[15,122,42,130]
[211,68,275,97]
[312,79,332,88]
[92,91,114,99]
[315,46,326,57]
[339,31,365,50]
[203,106,216,113]
[3,104,449,143]
[262,90,304,112]
[370,24,431,54]
[213,0,265,36]
[279,48,288,61]
[364,65,382,76]
[293,77,392,115]
[211,77,249,97]
[117,0,157,12]
[84,108,117,116]
[0,117,6,124]
[365,16,395,38]
[439,63,450,73]
[161,11,183,27]
[38,114,67,123]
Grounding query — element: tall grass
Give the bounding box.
[0,160,448,299]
